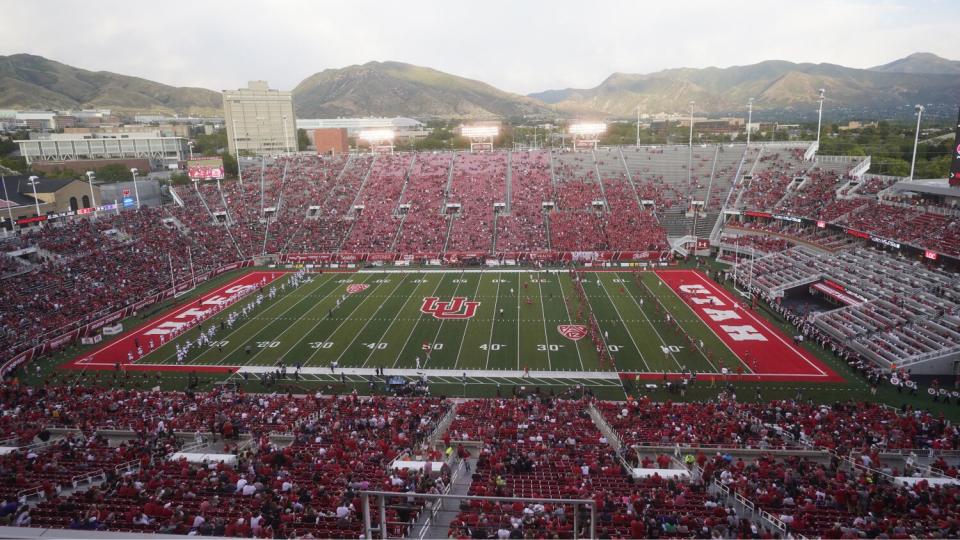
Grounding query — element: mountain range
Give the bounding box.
[530,53,960,118]
[0,54,222,116]
[0,52,958,120]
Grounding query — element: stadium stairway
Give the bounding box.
[662,209,719,240]
[410,455,479,539]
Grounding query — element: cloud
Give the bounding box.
[2,0,956,95]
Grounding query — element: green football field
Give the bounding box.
[141,269,750,375]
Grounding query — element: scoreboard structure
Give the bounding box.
[187,157,226,181]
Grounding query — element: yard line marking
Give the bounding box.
[168,273,329,366]
[616,272,684,371]
[516,273,521,370]
[303,275,392,366]
[535,272,553,370]
[242,276,368,365]
[239,274,371,368]
[595,276,650,372]
[484,272,503,370]
[391,274,449,367]
[422,272,468,369]
[628,272,718,373]
[453,272,485,370]
[330,273,411,365]
[553,272,584,371]
[360,274,431,368]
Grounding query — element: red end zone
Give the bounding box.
[63,271,286,373]
[635,269,844,383]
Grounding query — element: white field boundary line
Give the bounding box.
[80,358,838,379]
[234,366,621,379]
[686,270,828,377]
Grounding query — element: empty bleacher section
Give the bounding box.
[734,246,960,373]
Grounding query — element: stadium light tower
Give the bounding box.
[26,176,41,217]
[130,168,141,210]
[1,174,15,229]
[909,104,925,180]
[232,119,244,186]
[85,171,97,214]
[687,101,695,187]
[636,105,641,148]
[746,98,754,146]
[816,88,826,148]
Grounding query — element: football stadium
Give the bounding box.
[2,3,960,539]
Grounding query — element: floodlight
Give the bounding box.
[358,129,395,142]
[461,125,499,138]
[568,123,606,136]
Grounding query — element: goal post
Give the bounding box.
[359,129,395,154]
[569,122,605,151]
[461,125,499,152]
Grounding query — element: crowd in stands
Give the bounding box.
[2,385,448,537]
[446,153,506,252]
[495,151,550,252]
[1,377,959,538]
[394,153,452,254]
[343,154,412,252]
[2,143,955,371]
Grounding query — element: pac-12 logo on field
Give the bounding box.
[346,284,370,294]
[421,297,480,319]
[557,324,588,341]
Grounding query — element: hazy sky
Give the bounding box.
[3,0,957,95]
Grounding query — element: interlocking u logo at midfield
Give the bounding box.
[420,297,480,319]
